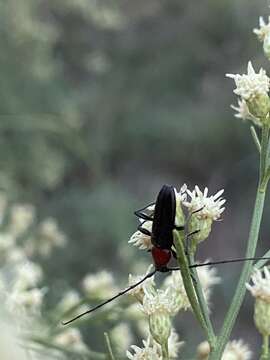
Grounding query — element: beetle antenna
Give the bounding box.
[189,256,270,268]
[62,268,157,325]
[166,256,270,272]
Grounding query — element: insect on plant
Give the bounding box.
[62,184,270,325]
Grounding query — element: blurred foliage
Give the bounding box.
[1,0,270,357]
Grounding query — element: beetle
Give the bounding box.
[62,185,270,325]
[134,184,182,270]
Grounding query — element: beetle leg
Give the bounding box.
[138,225,152,237]
[134,210,153,221]
[134,201,155,221]
[174,225,185,231]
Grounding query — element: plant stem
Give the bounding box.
[250,126,261,153]
[260,335,269,360]
[161,342,169,360]
[189,253,216,347]
[260,125,269,185]
[173,230,215,348]
[209,123,270,359]
[104,332,116,360]
[30,336,106,359]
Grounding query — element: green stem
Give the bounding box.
[29,336,106,359]
[104,332,116,360]
[189,253,216,347]
[161,342,169,360]
[250,126,261,153]
[173,230,214,347]
[260,125,269,189]
[260,335,269,360]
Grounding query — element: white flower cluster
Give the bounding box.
[254,17,270,42]
[54,328,87,352]
[127,329,183,360]
[82,269,118,299]
[227,62,270,102]
[183,186,225,221]
[0,194,90,359]
[142,287,181,317]
[129,220,152,250]
[227,61,270,123]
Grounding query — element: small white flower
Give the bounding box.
[168,328,184,358]
[222,339,252,360]
[7,288,44,313]
[142,287,180,316]
[0,233,15,252]
[163,271,190,310]
[58,290,81,312]
[226,61,270,101]
[54,328,87,351]
[183,186,225,221]
[128,265,155,302]
[9,204,35,237]
[129,220,152,250]
[246,267,270,302]
[111,323,133,353]
[231,99,261,126]
[14,261,43,291]
[197,262,221,302]
[254,16,270,42]
[38,218,67,256]
[174,184,187,203]
[164,264,220,310]
[127,337,162,360]
[6,247,26,263]
[82,270,117,298]
[197,340,251,360]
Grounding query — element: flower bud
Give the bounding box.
[197,341,210,360]
[149,312,171,346]
[189,217,213,246]
[254,298,270,336]
[247,93,270,120]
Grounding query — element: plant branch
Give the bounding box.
[173,230,214,348]
[250,126,261,153]
[104,332,116,360]
[189,253,216,347]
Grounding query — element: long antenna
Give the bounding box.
[190,256,270,268]
[62,256,270,325]
[62,268,157,325]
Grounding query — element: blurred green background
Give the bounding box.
[2,0,270,357]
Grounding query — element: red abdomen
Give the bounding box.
[151,246,171,268]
